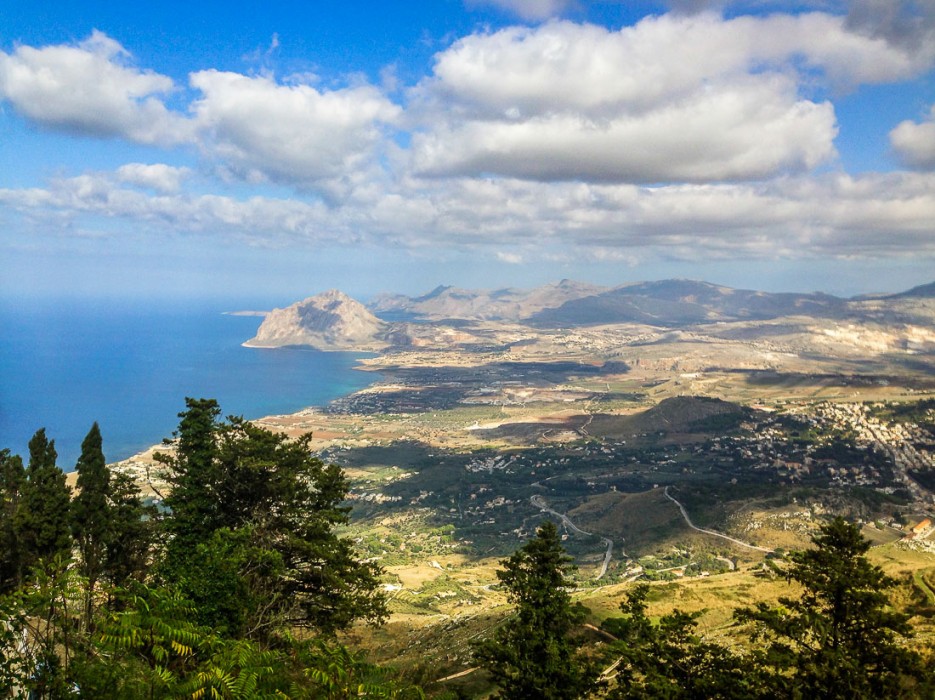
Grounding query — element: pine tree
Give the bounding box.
[156,401,385,638]
[736,517,926,699]
[102,470,152,589]
[602,584,763,699]
[71,422,111,628]
[17,430,72,574]
[0,448,26,593]
[157,397,223,554]
[473,520,599,700]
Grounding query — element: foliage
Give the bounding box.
[71,423,111,628]
[0,404,412,698]
[601,584,763,699]
[103,469,154,589]
[735,517,928,699]
[0,448,26,593]
[17,430,73,574]
[473,520,600,700]
[88,584,419,700]
[157,402,385,637]
[0,590,31,698]
[0,557,84,699]
[157,397,224,553]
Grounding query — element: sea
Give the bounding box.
[0,298,378,469]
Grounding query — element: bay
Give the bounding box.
[0,298,377,469]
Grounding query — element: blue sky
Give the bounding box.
[1,0,934,303]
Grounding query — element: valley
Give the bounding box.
[113,278,935,694]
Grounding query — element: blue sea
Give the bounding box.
[0,298,377,469]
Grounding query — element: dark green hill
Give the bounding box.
[588,396,750,438]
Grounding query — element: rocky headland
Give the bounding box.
[244,289,391,351]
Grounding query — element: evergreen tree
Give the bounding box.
[102,470,152,590]
[17,430,72,574]
[71,422,110,628]
[602,584,763,699]
[156,401,385,638]
[736,517,926,699]
[473,521,599,700]
[0,449,26,593]
[156,397,223,555]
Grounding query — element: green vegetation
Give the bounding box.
[473,521,600,699]
[3,394,935,698]
[735,518,930,698]
[0,401,419,699]
[601,584,761,698]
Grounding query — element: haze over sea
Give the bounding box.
[0,298,376,469]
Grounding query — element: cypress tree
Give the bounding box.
[17,429,72,574]
[156,397,223,553]
[473,520,599,699]
[0,448,26,592]
[103,470,152,589]
[71,422,111,627]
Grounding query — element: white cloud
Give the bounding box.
[410,13,932,183]
[0,30,192,145]
[116,163,191,193]
[496,251,525,263]
[1,170,933,263]
[890,105,935,169]
[413,75,836,182]
[189,70,401,188]
[465,0,575,21]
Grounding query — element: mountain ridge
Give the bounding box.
[243,279,935,351]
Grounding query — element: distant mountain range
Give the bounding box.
[244,279,935,350]
[371,278,935,326]
[369,279,606,321]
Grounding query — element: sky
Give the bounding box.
[1,0,934,303]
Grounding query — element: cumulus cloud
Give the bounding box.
[465,0,575,21]
[845,0,935,56]
[0,30,192,145]
[413,75,836,182]
[116,163,191,193]
[0,172,343,245]
[5,167,932,264]
[409,12,932,183]
[189,70,401,188]
[890,105,935,169]
[0,32,402,192]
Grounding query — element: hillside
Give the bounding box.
[529,279,848,327]
[369,279,607,321]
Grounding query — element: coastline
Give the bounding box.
[106,351,385,491]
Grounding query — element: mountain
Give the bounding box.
[250,279,935,351]
[369,279,607,321]
[888,281,935,299]
[369,278,856,327]
[244,290,389,350]
[587,396,751,439]
[528,279,848,327]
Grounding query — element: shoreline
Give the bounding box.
[104,351,385,489]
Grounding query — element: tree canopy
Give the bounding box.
[155,400,386,637]
[736,516,928,699]
[0,399,407,699]
[474,520,600,700]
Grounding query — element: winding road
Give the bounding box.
[530,495,616,579]
[663,486,773,553]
